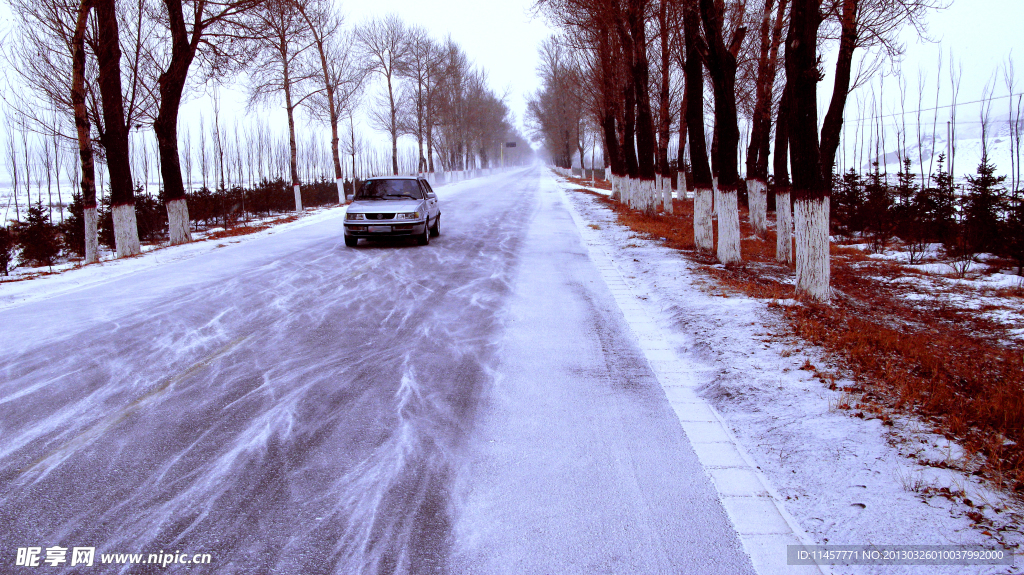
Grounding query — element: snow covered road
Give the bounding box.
[0,167,754,573]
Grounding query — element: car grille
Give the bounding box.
[364,213,395,220]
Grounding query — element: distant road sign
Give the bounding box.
[505,142,517,148]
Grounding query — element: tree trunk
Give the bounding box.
[657,0,671,179]
[154,0,196,245]
[819,0,858,186]
[622,79,639,180]
[699,0,746,263]
[331,105,343,202]
[72,0,99,263]
[775,83,794,264]
[684,0,713,251]
[598,19,624,201]
[677,90,688,197]
[744,0,780,238]
[284,59,302,211]
[95,0,140,258]
[630,0,657,214]
[787,0,829,301]
[388,75,399,174]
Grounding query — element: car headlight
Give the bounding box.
[397,212,421,220]
[346,213,365,220]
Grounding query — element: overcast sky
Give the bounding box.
[343,0,554,138]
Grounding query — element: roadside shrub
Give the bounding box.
[135,189,167,242]
[61,193,86,257]
[98,196,115,250]
[0,225,16,275]
[20,200,61,267]
[862,163,894,252]
[962,157,1007,255]
[833,168,865,239]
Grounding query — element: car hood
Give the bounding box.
[347,199,424,213]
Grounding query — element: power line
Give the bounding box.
[846,91,1024,123]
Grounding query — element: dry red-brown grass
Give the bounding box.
[573,187,1024,491]
[566,175,612,191]
[206,215,299,240]
[207,224,272,240]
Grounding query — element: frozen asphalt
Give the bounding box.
[0,167,756,574]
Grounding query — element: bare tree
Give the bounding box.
[774,82,793,265]
[656,0,673,213]
[341,110,363,180]
[95,0,141,257]
[786,0,828,300]
[357,14,410,175]
[71,0,100,262]
[297,0,366,202]
[1,0,149,261]
[181,123,193,193]
[152,0,263,244]
[248,0,316,210]
[744,0,788,238]
[399,25,442,175]
[818,0,948,184]
[682,0,715,252]
[4,118,22,224]
[527,37,584,169]
[698,0,747,263]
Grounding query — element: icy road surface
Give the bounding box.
[0,167,755,574]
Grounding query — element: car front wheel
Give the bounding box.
[416,221,430,245]
[344,234,358,247]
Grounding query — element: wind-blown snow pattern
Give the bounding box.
[0,168,756,574]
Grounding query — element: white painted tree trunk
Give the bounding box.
[747,178,767,237]
[112,203,141,258]
[716,189,742,264]
[336,177,345,203]
[776,190,793,264]
[694,187,714,252]
[612,175,621,202]
[293,184,303,211]
[794,196,831,302]
[712,177,719,216]
[166,196,192,245]
[644,179,657,215]
[84,206,99,264]
[624,177,633,208]
[662,176,673,214]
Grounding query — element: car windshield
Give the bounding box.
[356,179,423,200]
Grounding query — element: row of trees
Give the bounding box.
[531,0,944,301]
[1,0,528,268]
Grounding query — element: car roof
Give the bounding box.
[364,175,424,181]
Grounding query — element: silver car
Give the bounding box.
[343,176,441,247]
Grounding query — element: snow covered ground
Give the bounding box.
[555,172,1022,575]
[2,166,1019,574]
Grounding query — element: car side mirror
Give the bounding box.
[346,194,354,203]
[427,192,436,199]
